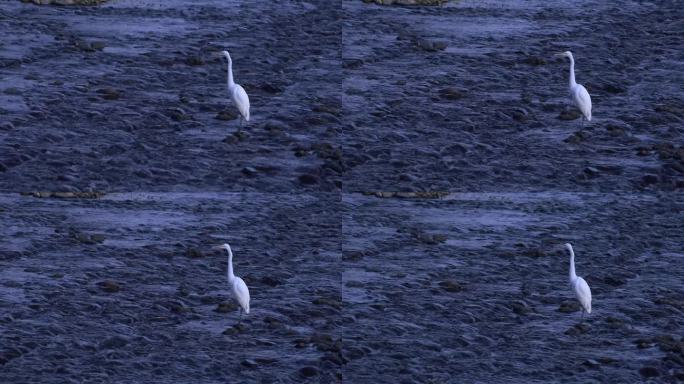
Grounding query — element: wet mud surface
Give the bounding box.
[341,0,684,192]
[0,0,342,192]
[0,193,342,383]
[1,0,684,383]
[342,192,684,382]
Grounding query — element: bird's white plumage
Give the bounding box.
[230,84,250,122]
[572,276,592,313]
[556,51,592,123]
[571,84,592,121]
[231,276,250,314]
[565,243,592,319]
[220,243,250,317]
[221,50,250,125]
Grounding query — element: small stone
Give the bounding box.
[583,167,600,177]
[558,301,580,313]
[242,167,258,176]
[185,248,204,258]
[241,359,258,369]
[215,110,238,121]
[99,335,128,349]
[438,87,464,100]
[583,359,601,368]
[222,323,247,335]
[438,280,463,293]
[639,366,660,378]
[298,174,318,185]
[215,302,236,313]
[97,88,120,100]
[641,174,659,185]
[565,323,590,336]
[97,280,120,293]
[299,366,318,378]
[558,109,581,120]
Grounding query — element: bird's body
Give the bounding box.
[556,51,592,125]
[565,243,592,321]
[222,51,250,127]
[219,243,250,319]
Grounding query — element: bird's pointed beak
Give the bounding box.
[212,245,224,251]
[553,52,565,58]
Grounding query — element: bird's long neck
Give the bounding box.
[227,247,235,281]
[226,57,235,89]
[568,246,577,282]
[568,56,577,88]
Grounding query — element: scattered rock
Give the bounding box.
[241,359,258,369]
[564,323,590,336]
[223,323,247,335]
[99,335,128,349]
[185,248,204,258]
[438,280,463,293]
[510,300,532,315]
[184,55,204,66]
[96,88,120,100]
[215,110,238,121]
[73,232,106,244]
[641,174,659,186]
[23,0,108,5]
[523,56,546,66]
[97,280,120,293]
[298,174,318,185]
[20,191,105,199]
[558,109,581,120]
[215,302,237,313]
[583,359,601,368]
[241,167,258,176]
[639,366,660,378]
[416,39,448,52]
[299,366,318,378]
[312,297,342,309]
[364,0,447,6]
[438,87,465,100]
[558,301,580,313]
[363,191,449,199]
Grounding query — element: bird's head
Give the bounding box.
[221,50,231,61]
[554,51,573,59]
[564,243,573,253]
[213,243,232,252]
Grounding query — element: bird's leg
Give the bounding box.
[580,116,584,129]
[237,307,243,325]
[580,309,585,324]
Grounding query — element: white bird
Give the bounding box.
[217,243,250,321]
[555,51,592,127]
[565,243,591,322]
[221,51,250,130]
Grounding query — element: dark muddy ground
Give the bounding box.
[0,0,342,192]
[342,192,684,383]
[342,0,684,192]
[1,0,683,383]
[1,193,342,383]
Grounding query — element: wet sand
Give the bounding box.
[1,0,683,383]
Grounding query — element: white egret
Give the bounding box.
[565,243,591,322]
[555,51,592,127]
[221,51,250,129]
[216,243,250,321]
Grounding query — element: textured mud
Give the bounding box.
[341,0,684,192]
[0,193,342,383]
[343,192,684,383]
[1,0,683,383]
[0,0,342,192]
